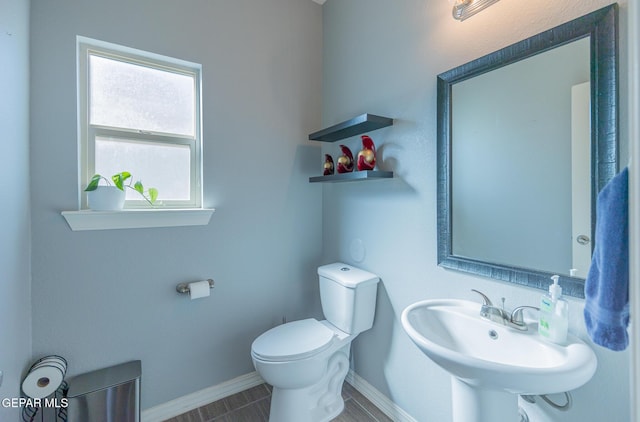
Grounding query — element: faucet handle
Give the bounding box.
[510,306,540,325]
[470,289,493,307]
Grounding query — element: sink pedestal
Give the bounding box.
[451,378,519,422]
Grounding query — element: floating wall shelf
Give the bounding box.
[309,170,393,183]
[308,113,394,183]
[308,113,393,143]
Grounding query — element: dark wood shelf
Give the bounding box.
[309,170,393,183]
[308,113,393,142]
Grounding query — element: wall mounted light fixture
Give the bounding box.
[450,0,500,21]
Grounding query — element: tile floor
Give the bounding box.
[164,382,393,422]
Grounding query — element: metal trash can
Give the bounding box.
[66,360,141,422]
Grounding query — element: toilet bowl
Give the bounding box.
[252,319,353,421]
[251,263,379,422]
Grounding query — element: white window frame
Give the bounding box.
[77,36,203,209]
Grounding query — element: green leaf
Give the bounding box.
[112,175,124,190]
[148,188,159,204]
[112,172,131,190]
[84,174,103,191]
[133,181,144,194]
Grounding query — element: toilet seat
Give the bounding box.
[252,318,337,362]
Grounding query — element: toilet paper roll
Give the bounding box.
[22,364,65,399]
[189,280,211,300]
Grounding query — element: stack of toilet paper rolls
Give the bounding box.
[22,355,68,399]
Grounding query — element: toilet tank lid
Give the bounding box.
[317,263,379,288]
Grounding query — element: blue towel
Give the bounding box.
[584,167,629,351]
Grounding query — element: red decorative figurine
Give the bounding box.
[357,135,376,171]
[337,145,354,173]
[323,154,334,176]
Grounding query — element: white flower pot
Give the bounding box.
[87,186,126,211]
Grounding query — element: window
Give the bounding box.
[78,37,202,209]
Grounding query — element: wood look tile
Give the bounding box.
[164,382,391,422]
[333,398,377,422]
[220,400,269,422]
[164,408,203,422]
[198,398,230,421]
[347,386,393,422]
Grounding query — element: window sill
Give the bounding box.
[61,208,215,231]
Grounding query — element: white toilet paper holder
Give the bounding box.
[176,279,215,294]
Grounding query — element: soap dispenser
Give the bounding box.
[538,275,569,344]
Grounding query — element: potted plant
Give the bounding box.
[84,171,158,210]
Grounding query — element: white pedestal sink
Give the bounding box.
[401,299,597,422]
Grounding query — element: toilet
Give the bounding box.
[251,262,380,422]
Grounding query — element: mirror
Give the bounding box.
[437,4,618,298]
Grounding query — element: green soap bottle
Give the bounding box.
[538,275,569,344]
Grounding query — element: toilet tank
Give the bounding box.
[318,263,380,335]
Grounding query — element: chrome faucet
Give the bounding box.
[509,305,541,330]
[470,289,508,324]
[471,290,539,331]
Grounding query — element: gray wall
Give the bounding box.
[0,0,32,420]
[322,0,630,421]
[29,0,323,409]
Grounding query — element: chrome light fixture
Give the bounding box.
[450,0,500,21]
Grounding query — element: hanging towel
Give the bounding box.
[584,166,629,351]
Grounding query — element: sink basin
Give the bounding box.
[401,299,596,394]
[401,299,597,421]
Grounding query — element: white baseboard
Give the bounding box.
[141,371,264,422]
[346,370,417,422]
[142,369,415,422]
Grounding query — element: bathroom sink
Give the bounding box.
[400,299,597,395]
